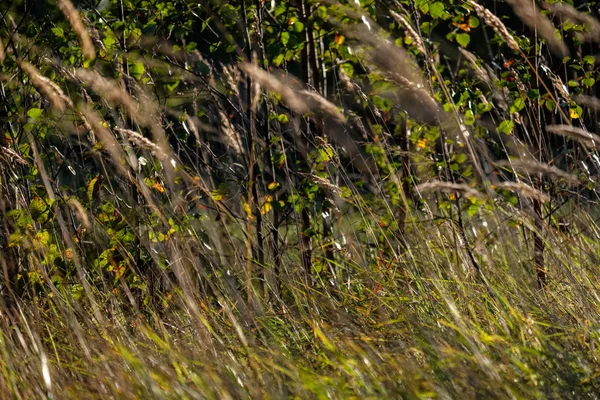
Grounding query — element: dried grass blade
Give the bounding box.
[504,0,568,57]
[497,159,579,184]
[468,1,520,53]
[239,63,345,122]
[574,95,600,111]
[496,182,550,202]
[548,3,600,42]
[56,0,95,60]
[416,181,484,199]
[20,61,72,112]
[546,124,600,149]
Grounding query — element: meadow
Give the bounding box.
[0,0,599,398]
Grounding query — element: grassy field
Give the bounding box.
[1,0,600,398]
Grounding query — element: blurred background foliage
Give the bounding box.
[1,0,600,397]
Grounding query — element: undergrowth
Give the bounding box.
[0,0,600,398]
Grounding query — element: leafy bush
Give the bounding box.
[0,0,599,397]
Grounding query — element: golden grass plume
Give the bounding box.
[497,159,579,184]
[548,3,600,42]
[468,0,520,53]
[21,61,73,112]
[74,69,152,127]
[416,181,484,199]
[390,11,426,54]
[546,124,600,149]
[504,0,568,57]
[114,127,167,159]
[496,181,550,202]
[56,0,95,61]
[575,95,600,111]
[239,63,345,122]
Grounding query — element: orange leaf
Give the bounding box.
[152,182,165,193]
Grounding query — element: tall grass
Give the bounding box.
[0,0,600,398]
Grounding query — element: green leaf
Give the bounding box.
[469,16,480,28]
[583,77,595,87]
[499,120,515,135]
[527,89,539,100]
[456,33,470,48]
[292,21,305,33]
[166,80,180,92]
[467,204,479,216]
[510,96,526,113]
[340,63,354,78]
[8,232,25,247]
[30,196,51,223]
[464,109,475,125]
[454,153,468,164]
[131,62,145,80]
[429,2,445,18]
[273,53,285,66]
[27,108,43,120]
[51,27,64,38]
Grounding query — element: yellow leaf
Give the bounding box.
[570,108,580,119]
[260,201,272,215]
[87,176,103,202]
[242,201,254,221]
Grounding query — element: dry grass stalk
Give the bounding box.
[81,108,130,177]
[75,69,135,107]
[348,23,424,85]
[223,64,240,98]
[497,159,579,184]
[21,61,73,112]
[416,181,483,199]
[240,63,345,122]
[459,48,493,87]
[574,95,600,111]
[67,198,91,229]
[82,15,106,51]
[346,23,443,125]
[546,124,600,149]
[114,127,167,158]
[185,115,203,148]
[0,37,4,64]
[390,11,426,53]
[468,1,520,53]
[301,173,342,195]
[217,110,243,154]
[299,90,346,122]
[337,64,356,93]
[496,182,550,202]
[545,69,570,101]
[56,0,95,60]
[250,54,261,113]
[548,3,600,42]
[74,69,152,126]
[0,146,27,165]
[504,0,568,57]
[239,63,307,113]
